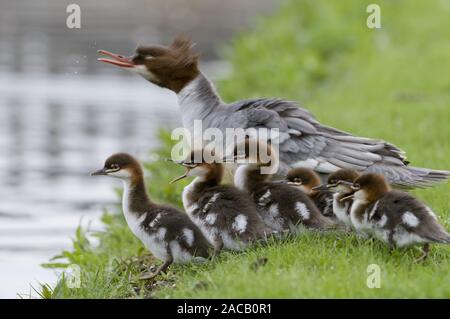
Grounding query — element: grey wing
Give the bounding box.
[225,98,448,188]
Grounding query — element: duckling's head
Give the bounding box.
[91,153,143,182]
[170,149,223,184]
[317,169,360,194]
[286,168,321,195]
[97,35,199,93]
[228,137,279,175]
[351,173,391,203]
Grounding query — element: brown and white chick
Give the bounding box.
[286,168,334,218]
[91,153,211,279]
[314,169,360,228]
[232,139,335,234]
[170,150,268,255]
[346,173,450,260]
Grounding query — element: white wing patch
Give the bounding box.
[156,227,167,240]
[295,202,310,220]
[183,228,194,246]
[368,201,379,219]
[269,204,279,217]
[402,212,419,227]
[205,213,217,225]
[149,213,162,228]
[232,214,248,234]
[258,190,272,206]
[203,193,220,212]
[377,214,388,227]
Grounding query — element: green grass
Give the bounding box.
[41,0,450,298]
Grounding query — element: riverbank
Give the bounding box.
[41,0,450,298]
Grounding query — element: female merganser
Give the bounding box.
[97,36,449,188]
[170,150,268,254]
[232,139,335,233]
[286,168,334,218]
[314,169,360,228]
[91,153,211,278]
[345,173,450,260]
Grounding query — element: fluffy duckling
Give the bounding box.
[170,150,268,254]
[346,173,450,260]
[91,153,211,279]
[286,168,334,218]
[232,139,335,233]
[314,169,360,227]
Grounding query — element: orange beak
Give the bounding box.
[97,50,135,68]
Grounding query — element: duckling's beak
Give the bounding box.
[90,168,107,176]
[271,179,288,184]
[340,193,354,202]
[339,181,354,187]
[170,170,189,184]
[312,184,328,191]
[165,158,183,165]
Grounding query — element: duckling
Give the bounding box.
[170,150,268,254]
[91,153,211,279]
[232,139,336,234]
[286,168,334,218]
[313,169,360,228]
[346,173,450,260]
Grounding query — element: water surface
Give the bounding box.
[0,72,181,297]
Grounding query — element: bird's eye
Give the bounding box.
[294,178,300,182]
[330,179,335,184]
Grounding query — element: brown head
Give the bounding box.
[227,137,278,173]
[90,153,143,183]
[170,149,223,185]
[313,169,360,194]
[97,36,199,93]
[351,173,391,203]
[286,168,321,195]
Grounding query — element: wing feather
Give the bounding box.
[223,98,448,188]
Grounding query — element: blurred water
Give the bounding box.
[0,72,182,298]
[0,0,277,300]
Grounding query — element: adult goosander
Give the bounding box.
[286,168,334,218]
[91,153,211,278]
[97,36,449,188]
[345,173,450,260]
[170,150,268,254]
[232,139,335,233]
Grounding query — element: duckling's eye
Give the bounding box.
[330,179,335,184]
[294,178,301,182]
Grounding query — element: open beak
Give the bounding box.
[312,184,328,191]
[340,193,354,202]
[97,50,135,68]
[90,168,107,176]
[170,170,189,184]
[168,160,197,184]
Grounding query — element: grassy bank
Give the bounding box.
[41,0,450,298]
